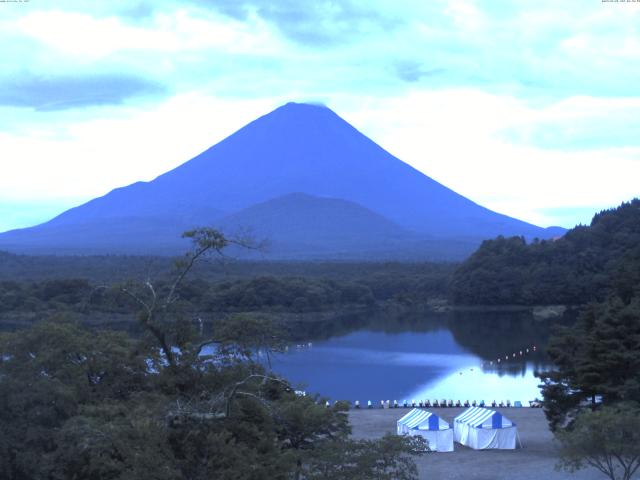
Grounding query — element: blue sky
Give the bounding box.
[1,0,639,232]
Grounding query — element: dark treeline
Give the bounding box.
[0,228,428,480]
[449,199,640,305]
[535,289,640,478]
[0,316,425,480]
[0,272,561,374]
[0,277,375,314]
[0,251,455,284]
[538,294,640,427]
[0,253,454,322]
[0,262,454,332]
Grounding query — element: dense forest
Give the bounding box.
[449,199,640,305]
[0,229,429,480]
[0,257,454,336]
[441,200,640,476]
[0,251,455,284]
[0,317,427,479]
[2,203,639,478]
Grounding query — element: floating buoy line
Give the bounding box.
[292,344,543,408]
[480,345,537,368]
[283,343,538,366]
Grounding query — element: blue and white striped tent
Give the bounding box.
[454,407,521,450]
[397,409,453,452]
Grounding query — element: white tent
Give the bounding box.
[396,409,454,452]
[454,407,521,450]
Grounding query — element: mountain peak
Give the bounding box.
[279,101,330,111]
[0,102,565,257]
[266,101,336,123]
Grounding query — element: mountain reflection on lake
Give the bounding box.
[271,309,567,404]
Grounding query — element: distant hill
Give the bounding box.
[449,199,640,305]
[0,102,564,258]
[216,192,481,260]
[218,192,412,257]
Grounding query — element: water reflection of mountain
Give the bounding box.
[284,305,447,342]
[287,305,579,372]
[8,304,577,377]
[448,308,578,371]
[447,310,547,369]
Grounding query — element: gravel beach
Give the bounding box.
[349,408,607,480]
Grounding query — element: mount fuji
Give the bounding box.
[0,102,564,259]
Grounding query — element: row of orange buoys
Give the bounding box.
[480,345,537,367]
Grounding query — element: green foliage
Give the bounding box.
[215,313,288,366]
[556,405,640,480]
[275,396,351,451]
[537,295,640,430]
[0,267,452,331]
[0,321,153,479]
[450,199,640,305]
[182,227,229,252]
[203,276,376,312]
[0,318,420,479]
[0,249,455,287]
[0,228,423,479]
[303,434,426,480]
[51,403,180,480]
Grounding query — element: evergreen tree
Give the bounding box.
[538,295,640,430]
[450,199,640,306]
[0,228,424,480]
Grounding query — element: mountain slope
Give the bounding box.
[219,192,407,243]
[0,216,206,255]
[0,102,564,257]
[214,193,476,259]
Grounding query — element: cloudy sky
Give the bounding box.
[1,0,639,232]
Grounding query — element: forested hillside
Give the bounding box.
[450,199,640,305]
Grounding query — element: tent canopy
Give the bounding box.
[398,408,450,431]
[454,407,521,450]
[397,409,454,452]
[454,406,514,429]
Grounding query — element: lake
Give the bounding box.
[0,304,564,406]
[271,308,564,405]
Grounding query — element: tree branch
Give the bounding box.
[224,374,290,417]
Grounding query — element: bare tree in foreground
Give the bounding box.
[119,227,261,367]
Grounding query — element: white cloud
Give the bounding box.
[13,9,283,61]
[337,89,640,227]
[2,1,640,231]
[0,94,281,201]
[444,0,486,32]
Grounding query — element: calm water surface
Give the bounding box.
[272,311,558,404]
